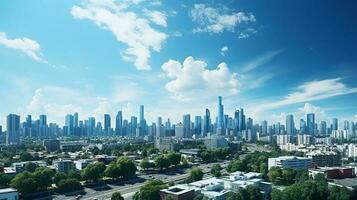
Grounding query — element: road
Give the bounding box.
[52,162,226,200]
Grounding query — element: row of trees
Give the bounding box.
[267,167,309,185]
[271,174,350,200]
[198,148,231,163]
[140,152,183,171]
[7,156,137,195]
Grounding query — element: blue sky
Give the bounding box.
[0,0,357,126]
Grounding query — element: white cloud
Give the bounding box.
[143,9,167,27]
[220,46,229,56]
[161,56,239,101]
[238,28,257,39]
[242,49,284,72]
[252,78,357,113]
[71,0,168,70]
[0,32,47,63]
[190,4,256,34]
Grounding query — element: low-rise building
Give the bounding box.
[74,159,93,170]
[0,188,18,200]
[306,150,341,167]
[203,136,228,149]
[309,167,355,179]
[160,185,196,200]
[43,139,60,152]
[53,159,75,173]
[268,156,313,170]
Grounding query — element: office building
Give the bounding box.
[115,111,123,136]
[268,156,313,170]
[217,96,224,130]
[307,113,315,136]
[286,114,295,135]
[6,114,20,145]
[183,114,191,138]
[0,188,18,200]
[332,118,338,131]
[104,114,111,135]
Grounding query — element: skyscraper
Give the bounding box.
[130,116,137,137]
[183,114,191,138]
[262,120,268,135]
[6,114,20,145]
[203,109,211,136]
[238,108,245,131]
[65,114,74,136]
[300,119,306,133]
[286,114,295,135]
[74,112,79,128]
[157,117,162,137]
[139,105,146,135]
[104,114,111,135]
[319,121,327,136]
[194,116,202,135]
[217,96,224,129]
[307,113,315,136]
[332,118,338,131]
[115,111,123,136]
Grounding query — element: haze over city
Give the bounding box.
[1,0,357,128]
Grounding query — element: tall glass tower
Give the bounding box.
[217,96,224,129]
[307,113,315,136]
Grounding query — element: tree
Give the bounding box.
[282,168,296,185]
[267,167,282,184]
[133,180,167,200]
[166,153,181,167]
[20,152,34,162]
[227,159,244,172]
[328,186,350,200]
[111,192,124,200]
[10,172,38,194]
[105,162,122,180]
[140,158,152,171]
[186,168,203,183]
[54,172,68,185]
[81,162,106,182]
[0,173,12,188]
[117,156,137,180]
[24,162,38,172]
[56,178,82,193]
[210,164,222,177]
[246,185,262,200]
[32,167,55,191]
[154,155,170,171]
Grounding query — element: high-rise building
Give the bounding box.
[88,117,96,136]
[332,118,338,131]
[74,112,79,128]
[24,115,32,137]
[115,111,123,136]
[104,114,111,135]
[262,120,268,135]
[139,105,146,136]
[238,108,245,131]
[130,116,137,137]
[157,117,162,137]
[6,114,20,145]
[286,114,295,135]
[203,109,211,136]
[217,96,224,129]
[65,114,74,136]
[194,116,202,135]
[300,119,306,133]
[183,114,191,138]
[319,121,327,136]
[307,113,315,136]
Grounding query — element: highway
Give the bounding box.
[52,162,223,200]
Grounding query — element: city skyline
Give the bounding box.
[1,1,357,126]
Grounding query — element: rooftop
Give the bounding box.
[0,188,17,194]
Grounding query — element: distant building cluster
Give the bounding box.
[1,96,356,147]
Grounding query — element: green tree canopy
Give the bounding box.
[186,168,204,183]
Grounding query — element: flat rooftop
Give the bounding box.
[332,178,357,187]
[0,188,17,194]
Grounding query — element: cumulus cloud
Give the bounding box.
[253,78,357,112]
[161,56,239,101]
[0,32,47,63]
[143,9,167,27]
[190,4,256,34]
[220,46,229,56]
[71,0,168,70]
